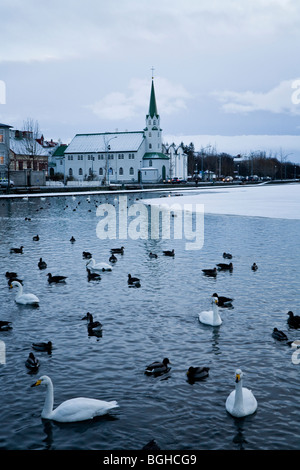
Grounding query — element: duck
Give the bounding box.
[86,259,112,273]
[163,249,174,257]
[38,258,47,270]
[225,368,257,418]
[109,253,118,263]
[145,358,171,375]
[212,293,233,307]
[223,252,233,259]
[87,268,101,281]
[31,375,118,422]
[33,235,39,241]
[0,320,12,331]
[87,314,102,333]
[25,352,40,371]
[187,366,210,381]
[82,251,92,259]
[110,246,124,254]
[287,311,300,329]
[272,328,289,341]
[128,274,141,288]
[251,263,258,271]
[82,312,92,321]
[47,273,67,283]
[10,246,24,254]
[7,277,23,286]
[70,236,76,243]
[149,253,158,258]
[32,341,52,353]
[217,262,233,271]
[202,267,217,277]
[5,271,18,279]
[199,296,222,326]
[9,281,39,305]
[142,439,161,451]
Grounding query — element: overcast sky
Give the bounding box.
[1,0,300,162]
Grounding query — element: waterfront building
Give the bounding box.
[64,79,187,184]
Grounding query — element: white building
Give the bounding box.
[64,79,187,184]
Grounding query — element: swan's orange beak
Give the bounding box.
[235,373,241,383]
[9,284,13,289]
[31,379,42,387]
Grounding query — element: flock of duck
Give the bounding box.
[1,195,299,425]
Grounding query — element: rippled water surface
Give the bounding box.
[0,189,299,450]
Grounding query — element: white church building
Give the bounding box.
[64,79,187,184]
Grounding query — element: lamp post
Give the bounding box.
[104,136,117,186]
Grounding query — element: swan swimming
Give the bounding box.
[199,296,222,326]
[86,258,112,273]
[31,375,118,422]
[10,281,39,305]
[225,369,257,418]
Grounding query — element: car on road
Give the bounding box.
[0,178,14,188]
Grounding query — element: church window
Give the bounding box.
[149,159,152,167]
[129,167,134,175]
[79,168,83,175]
[119,167,123,175]
[69,168,73,176]
[99,168,103,175]
[149,143,152,149]
[149,132,152,137]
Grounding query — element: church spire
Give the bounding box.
[148,78,158,118]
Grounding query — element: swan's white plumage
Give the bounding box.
[225,369,257,418]
[10,280,39,305]
[32,375,118,422]
[86,258,112,272]
[199,297,222,326]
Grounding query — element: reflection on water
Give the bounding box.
[0,191,299,450]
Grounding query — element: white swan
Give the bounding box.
[198,296,222,326]
[225,369,257,418]
[86,258,112,273]
[10,280,39,305]
[31,375,118,422]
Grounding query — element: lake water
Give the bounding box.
[0,184,299,451]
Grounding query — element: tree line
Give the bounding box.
[183,142,300,180]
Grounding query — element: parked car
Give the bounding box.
[223,176,233,182]
[0,178,14,188]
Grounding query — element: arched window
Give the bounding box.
[129,167,134,175]
[109,167,113,175]
[99,168,103,175]
[149,143,152,149]
[69,168,73,176]
[79,168,83,175]
[119,167,123,175]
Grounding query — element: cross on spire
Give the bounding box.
[151,66,155,79]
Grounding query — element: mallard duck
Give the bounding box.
[38,258,47,270]
[225,369,257,418]
[47,273,67,283]
[272,328,289,341]
[82,251,92,259]
[25,352,40,370]
[110,247,124,254]
[223,252,233,259]
[149,253,158,258]
[31,375,118,422]
[251,263,258,271]
[33,235,39,241]
[32,341,52,353]
[212,293,233,307]
[109,253,117,263]
[163,249,174,257]
[10,246,24,254]
[217,262,233,271]
[5,271,17,279]
[287,311,300,329]
[87,314,102,333]
[187,366,210,380]
[145,358,171,375]
[70,236,76,243]
[202,267,217,277]
[87,268,101,281]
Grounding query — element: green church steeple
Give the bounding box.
[148,79,158,118]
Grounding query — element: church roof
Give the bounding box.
[147,79,158,118]
[143,152,169,160]
[65,131,145,154]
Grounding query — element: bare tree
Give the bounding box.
[22,118,44,169]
